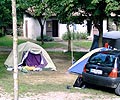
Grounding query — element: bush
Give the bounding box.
[62,32,69,40]
[79,32,88,39]
[62,32,88,40]
[36,35,54,42]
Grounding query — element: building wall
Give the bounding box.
[23,15,46,40]
[23,15,107,40]
[58,23,87,38]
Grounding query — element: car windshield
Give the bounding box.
[89,52,115,67]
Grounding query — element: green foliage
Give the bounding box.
[0,0,12,26]
[17,0,52,19]
[47,0,81,24]
[80,33,88,39]
[62,32,69,40]
[36,35,54,42]
[105,0,120,14]
[62,32,88,40]
[0,0,12,36]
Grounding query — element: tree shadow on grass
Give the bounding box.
[85,83,115,95]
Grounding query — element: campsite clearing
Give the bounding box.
[0,37,120,99]
[0,51,120,100]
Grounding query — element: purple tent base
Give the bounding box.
[20,52,48,68]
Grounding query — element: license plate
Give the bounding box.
[90,69,102,75]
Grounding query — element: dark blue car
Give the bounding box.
[82,50,120,95]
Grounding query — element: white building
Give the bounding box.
[23,14,107,40]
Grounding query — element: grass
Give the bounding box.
[0,51,76,94]
[73,40,92,49]
[0,36,67,49]
[0,36,13,47]
[66,51,88,61]
[0,35,92,49]
[0,52,11,78]
[40,42,66,49]
[0,36,26,47]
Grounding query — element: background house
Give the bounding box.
[23,14,108,40]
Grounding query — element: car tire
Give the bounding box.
[115,83,120,96]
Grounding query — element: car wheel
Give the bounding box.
[115,83,120,96]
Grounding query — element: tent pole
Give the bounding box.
[71,24,74,65]
[71,36,73,65]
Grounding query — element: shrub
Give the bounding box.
[75,32,81,40]
[36,35,54,42]
[79,32,88,39]
[62,32,88,40]
[62,32,69,40]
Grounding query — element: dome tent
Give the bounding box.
[68,47,110,74]
[4,41,56,71]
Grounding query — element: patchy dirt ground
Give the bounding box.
[18,92,120,100]
[0,91,120,100]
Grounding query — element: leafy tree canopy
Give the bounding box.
[47,0,85,24]
[0,0,12,28]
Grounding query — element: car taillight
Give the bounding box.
[109,68,118,78]
[83,65,86,72]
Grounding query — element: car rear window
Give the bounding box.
[89,52,115,67]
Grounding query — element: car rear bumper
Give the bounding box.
[82,72,120,88]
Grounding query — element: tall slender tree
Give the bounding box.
[17,0,52,44]
[11,0,18,99]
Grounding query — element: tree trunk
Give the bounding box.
[1,27,5,36]
[11,0,19,100]
[107,17,109,31]
[93,17,103,47]
[98,20,103,47]
[66,24,71,52]
[40,23,44,45]
[87,20,92,35]
[37,17,45,45]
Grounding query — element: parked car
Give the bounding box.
[82,50,120,95]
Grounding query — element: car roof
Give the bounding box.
[94,50,120,56]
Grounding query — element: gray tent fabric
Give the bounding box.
[4,41,56,71]
[103,31,120,39]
